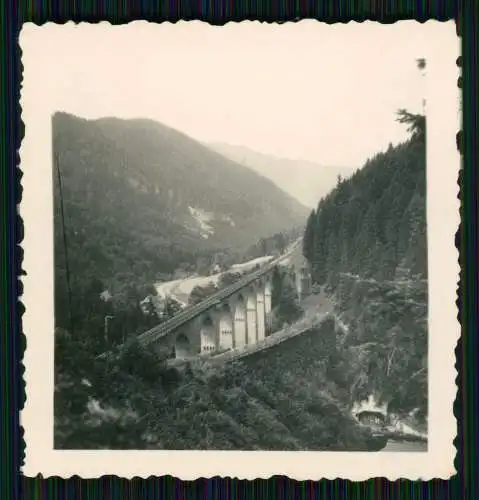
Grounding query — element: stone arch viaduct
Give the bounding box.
[137,240,302,360]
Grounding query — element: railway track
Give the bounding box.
[137,239,301,347]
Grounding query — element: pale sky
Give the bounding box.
[23,20,455,167]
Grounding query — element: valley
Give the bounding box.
[208,143,356,208]
[54,106,428,452]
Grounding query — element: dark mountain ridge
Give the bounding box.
[92,117,307,220]
[53,112,308,292]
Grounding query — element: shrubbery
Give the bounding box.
[55,317,376,450]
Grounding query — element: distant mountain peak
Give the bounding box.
[206,142,356,208]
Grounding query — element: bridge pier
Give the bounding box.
[263,278,273,334]
[217,304,234,350]
[246,289,257,345]
[173,324,200,360]
[232,295,247,349]
[256,288,266,342]
[199,314,216,353]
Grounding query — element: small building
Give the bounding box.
[356,410,387,431]
[351,394,389,432]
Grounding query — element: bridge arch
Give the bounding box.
[264,279,273,333]
[200,315,216,353]
[264,280,272,313]
[218,303,234,350]
[246,287,257,345]
[256,286,266,342]
[174,332,196,359]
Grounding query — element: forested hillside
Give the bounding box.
[53,112,308,336]
[238,226,303,262]
[302,110,428,420]
[53,109,429,450]
[303,113,426,284]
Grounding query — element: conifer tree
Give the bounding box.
[302,209,316,263]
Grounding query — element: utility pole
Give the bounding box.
[55,152,75,337]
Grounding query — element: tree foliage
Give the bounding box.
[217,272,242,289]
[396,109,425,142]
[240,227,302,262]
[271,266,303,327]
[188,282,219,305]
[54,318,377,451]
[303,112,426,285]
[301,112,427,420]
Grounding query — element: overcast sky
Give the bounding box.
[25,20,455,167]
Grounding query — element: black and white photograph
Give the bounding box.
[21,20,459,479]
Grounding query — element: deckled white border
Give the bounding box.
[20,20,460,480]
